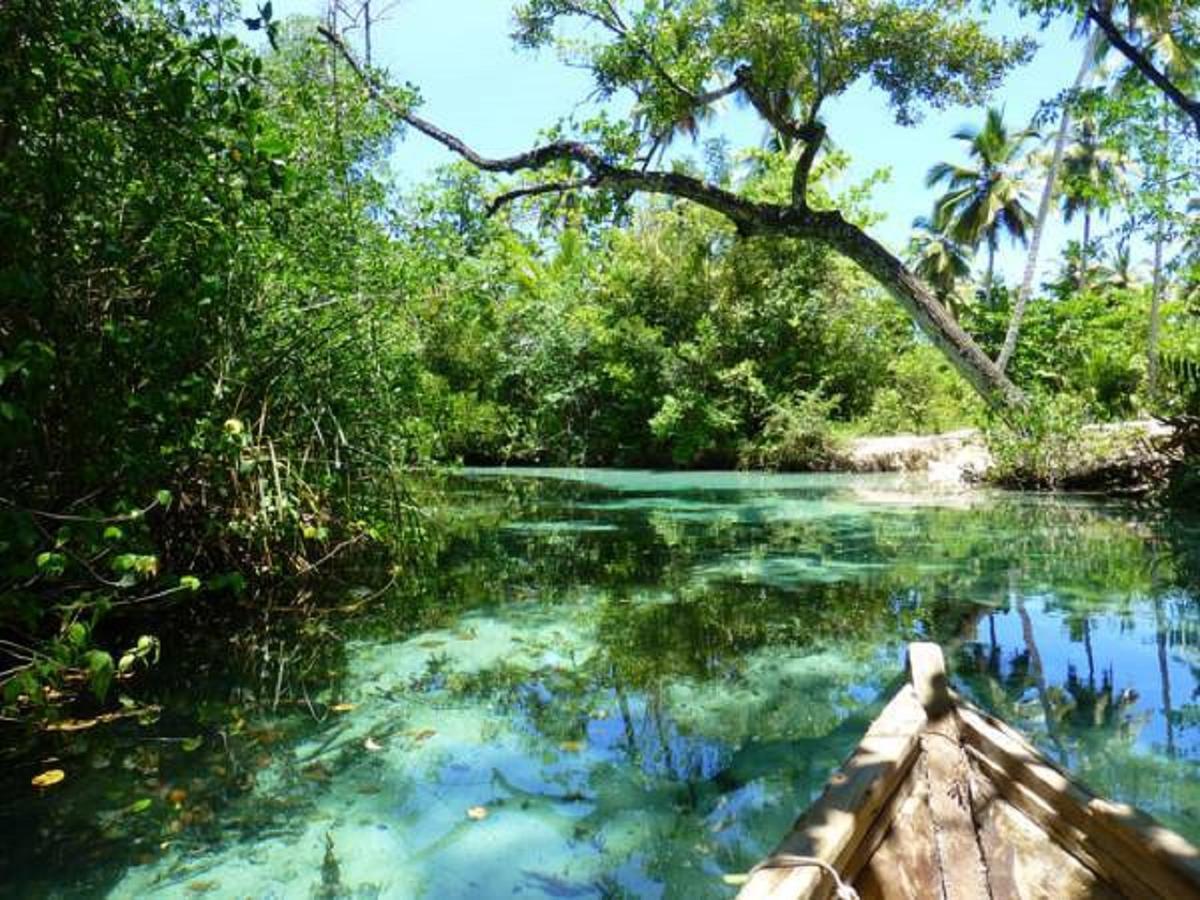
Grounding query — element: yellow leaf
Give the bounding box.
[559,740,584,753]
[466,805,488,821]
[32,769,66,789]
[329,702,356,713]
[45,718,98,732]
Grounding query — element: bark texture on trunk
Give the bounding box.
[801,212,1025,407]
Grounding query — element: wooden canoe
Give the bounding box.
[735,642,1200,900]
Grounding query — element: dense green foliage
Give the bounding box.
[0,0,1197,715]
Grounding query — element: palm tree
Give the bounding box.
[926,108,1037,304]
[1096,242,1143,291]
[1060,115,1127,275]
[907,215,973,319]
[998,29,1106,373]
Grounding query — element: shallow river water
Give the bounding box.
[3,470,1199,898]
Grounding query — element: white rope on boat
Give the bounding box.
[749,854,861,900]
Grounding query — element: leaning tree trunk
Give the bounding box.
[813,214,1026,408]
[997,35,1098,374]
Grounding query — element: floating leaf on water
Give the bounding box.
[558,740,584,753]
[722,874,750,886]
[417,640,445,649]
[466,805,488,821]
[32,769,66,789]
[301,763,332,782]
[363,737,383,752]
[180,736,203,752]
[186,880,219,893]
[411,728,436,743]
[329,702,356,713]
[45,718,99,732]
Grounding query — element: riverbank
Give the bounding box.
[842,420,1176,490]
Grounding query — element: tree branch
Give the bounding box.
[557,1,738,110]
[1086,3,1200,138]
[735,65,804,142]
[319,25,771,231]
[791,122,826,208]
[486,178,599,215]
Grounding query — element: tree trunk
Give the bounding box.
[985,240,996,306]
[1149,222,1165,396]
[1082,208,1092,288]
[1148,95,1169,400]
[812,213,1025,408]
[997,35,1097,373]
[364,0,372,66]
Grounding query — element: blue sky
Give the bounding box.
[256,1,1092,282]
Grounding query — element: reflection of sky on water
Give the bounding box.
[967,593,1199,761]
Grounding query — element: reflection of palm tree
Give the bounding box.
[1155,597,1176,758]
[1016,593,1070,765]
[926,108,1037,303]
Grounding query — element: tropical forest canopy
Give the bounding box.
[0,0,1197,709]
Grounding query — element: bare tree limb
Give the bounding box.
[1086,3,1200,138]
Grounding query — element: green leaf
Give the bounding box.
[155,489,173,508]
[85,650,114,700]
[180,575,202,591]
[127,798,153,814]
[103,525,125,542]
[66,622,88,647]
[180,736,203,752]
[36,552,66,576]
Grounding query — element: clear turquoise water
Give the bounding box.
[2,470,1198,898]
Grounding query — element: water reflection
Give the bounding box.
[0,470,1197,898]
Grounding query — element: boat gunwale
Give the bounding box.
[735,642,1200,900]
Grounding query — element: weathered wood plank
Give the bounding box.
[967,746,1123,900]
[853,769,939,900]
[736,685,927,900]
[907,641,954,720]
[958,703,1200,899]
[908,644,992,900]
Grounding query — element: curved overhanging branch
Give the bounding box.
[318,26,1024,410]
[1086,3,1200,139]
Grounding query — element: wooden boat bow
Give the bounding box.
[734,642,1200,900]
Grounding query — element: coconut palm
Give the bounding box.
[1060,115,1127,271]
[926,108,1038,304]
[908,215,973,319]
[1096,242,1144,291]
